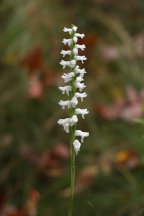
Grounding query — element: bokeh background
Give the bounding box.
[1,0,144,215]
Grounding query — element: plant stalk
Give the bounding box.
[68,24,76,216]
[68,125,75,216]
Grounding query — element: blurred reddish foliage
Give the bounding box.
[79,34,98,48]
[95,86,144,122]
[20,47,58,99]
[99,45,119,61]
[28,76,44,99]
[20,144,69,177]
[1,189,40,216]
[20,48,44,75]
[29,190,40,203]
[0,191,5,212]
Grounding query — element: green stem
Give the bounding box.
[68,24,76,216]
[68,125,75,216]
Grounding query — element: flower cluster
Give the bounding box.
[58,25,89,155]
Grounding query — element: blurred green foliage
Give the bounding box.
[1,0,144,216]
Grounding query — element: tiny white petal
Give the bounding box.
[63,26,77,34]
[70,60,76,68]
[75,130,89,143]
[75,33,85,38]
[59,97,79,109]
[58,100,70,109]
[75,108,89,119]
[75,82,86,92]
[61,50,71,57]
[57,118,70,133]
[62,72,75,83]
[75,44,86,50]
[73,139,81,155]
[63,27,72,34]
[69,115,78,125]
[62,38,72,46]
[75,55,87,63]
[75,92,87,102]
[75,66,86,76]
[73,36,78,43]
[76,76,84,82]
[57,118,69,125]
[60,60,67,69]
[73,48,78,55]
[72,26,78,32]
[58,115,78,133]
[64,123,70,133]
[70,96,78,108]
[60,60,76,69]
[58,85,72,95]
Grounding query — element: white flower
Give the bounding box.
[69,115,78,125]
[75,81,86,92]
[61,50,71,57]
[58,100,70,109]
[59,85,72,95]
[60,60,76,69]
[70,60,76,68]
[73,139,81,155]
[75,108,89,119]
[75,92,87,101]
[75,44,86,50]
[73,36,78,43]
[75,66,86,76]
[58,25,89,155]
[64,123,70,133]
[59,96,79,109]
[63,27,73,34]
[70,96,78,108]
[72,25,78,32]
[57,115,78,133]
[75,55,87,63]
[62,38,73,46]
[76,76,84,83]
[62,72,75,83]
[57,118,70,133]
[73,48,78,55]
[63,26,77,34]
[75,33,85,38]
[58,118,69,125]
[75,130,89,143]
[60,60,69,69]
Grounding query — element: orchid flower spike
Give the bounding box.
[58,24,89,155]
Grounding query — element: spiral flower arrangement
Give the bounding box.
[58,24,89,216]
